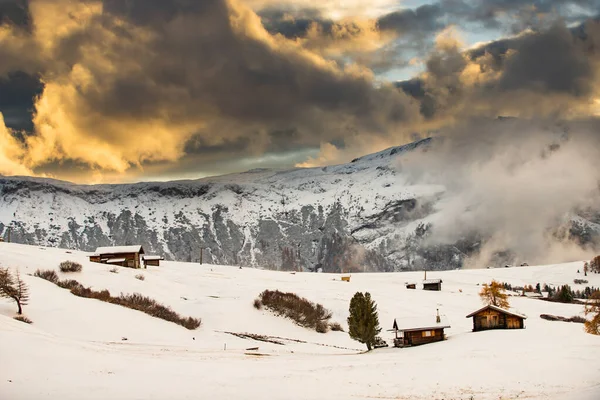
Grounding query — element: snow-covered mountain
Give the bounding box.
[0,137,598,271]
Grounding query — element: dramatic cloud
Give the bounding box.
[0,112,31,176]
[397,117,600,267]
[0,0,599,181]
[0,0,420,180]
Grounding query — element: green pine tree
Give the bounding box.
[347,292,381,351]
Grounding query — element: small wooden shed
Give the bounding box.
[142,255,164,268]
[391,311,450,347]
[422,279,442,291]
[89,245,145,269]
[466,304,526,332]
[405,283,416,289]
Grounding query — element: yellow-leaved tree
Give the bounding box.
[584,291,600,335]
[479,280,510,309]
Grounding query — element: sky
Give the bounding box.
[0,0,599,183]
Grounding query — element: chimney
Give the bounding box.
[436,308,441,323]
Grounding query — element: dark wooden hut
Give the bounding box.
[422,279,442,291]
[142,255,164,268]
[466,305,526,332]
[391,310,450,347]
[89,245,145,269]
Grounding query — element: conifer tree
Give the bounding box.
[555,284,574,303]
[584,291,600,335]
[479,280,509,308]
[584,262,589,277]
[0,268,29,315]
[347,292,381,351]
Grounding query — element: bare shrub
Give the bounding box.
[253,298,262,310]
[316,321,329,333]
[135,274,145,281]
[59,261,82,273]
[115,293,201,329]
[329,322,344,332]
[109,267,119,274]
[13,315,32,324]
[45,276,201,330]
[57,279,83,290]
[257,289,332,333]
[574,279,589,284]
[34,269,59,284]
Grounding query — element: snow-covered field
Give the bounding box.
[1,242,600,400]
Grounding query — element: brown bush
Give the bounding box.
[256,289,332,333]
[37,276,201,330]
[253,298,262,310]
[115,293,201,330]
[59,261,82,273]
[109,267,119,274]
[13,315,32,324]
[57,279,84,290]
[316,321,329,333]
[135,274,145,281]
[329,322,344,332]
[34,269,59,284]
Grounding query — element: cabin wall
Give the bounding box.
[423,283,441,291]
[403,328,445,346]
[472,309,524,331]
[144,260,160,267]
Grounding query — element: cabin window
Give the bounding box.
[422,330,432,337]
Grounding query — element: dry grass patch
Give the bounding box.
[254,289,332,333]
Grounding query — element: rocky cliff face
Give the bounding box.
[1,137,598,271]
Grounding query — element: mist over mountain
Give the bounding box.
[1,118,599,271]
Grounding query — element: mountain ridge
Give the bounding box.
[1,136,597,271]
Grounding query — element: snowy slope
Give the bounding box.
[1,242,600,400]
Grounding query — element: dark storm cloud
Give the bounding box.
[376,3,445,35]
[0,71,42,131]
[90,0,417,130]
[0,0,420,177]
[258,7,331,39]
[395,18,600,120]
[0,0,30,29]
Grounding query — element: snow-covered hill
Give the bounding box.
[1,136,598,271]
[1,242,599,399]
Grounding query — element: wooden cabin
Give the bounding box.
[405,283,416,289]
[142,255,164,268]
[391,311,450,347]
[422,279,442,291]
[466,305,526,332]
[89,245,145,269]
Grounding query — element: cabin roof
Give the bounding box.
[422,279,442,284]
[465,304,527,319]
[390,316,451,333]
[143,255,163,261]
[105,258,126,264]
[92,245,145,255]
